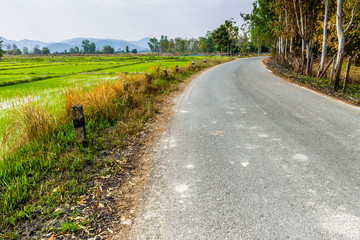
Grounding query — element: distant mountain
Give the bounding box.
[0,36,150,53]
[0,36,47,50]
[130,37,151,50]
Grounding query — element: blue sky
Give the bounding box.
[1,0,254,42]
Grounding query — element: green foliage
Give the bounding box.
[81,40,90,53]
[242,0,276,51]
[102,45,115,54]
[199,32,216,53]
[69,46,80,54]
[89,43,96,53]
[159,35,170,53]
[33,46,42,55]
[148,37,159,53]
[42,47,50,55]
[211,24,229,54]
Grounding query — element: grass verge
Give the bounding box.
[0,57,232,239]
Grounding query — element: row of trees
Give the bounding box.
[0,39,138,57]
[0,43,49,56]
[243,0,360,90]
[148,36,206,53]
[147,21,260,56]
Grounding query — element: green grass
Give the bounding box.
[0,55,205,141]
[0,55,233,238]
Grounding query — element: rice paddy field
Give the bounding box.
[0,54,202,144]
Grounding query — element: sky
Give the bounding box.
[0,0,254,42]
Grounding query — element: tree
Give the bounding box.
[0,38,4,59]
[224,18,239,56]
[174,38,188,53]
[89,43,96,53]
[22,47,29,55]
[42,47,50,55]
[5,44,11,54]
[189,38,200,53]
[292,0,323,75]
[148,37,159,52]
[70,46,80,54]
[241,0,276,55]
[33,46,41,55]
[199,31,216,53]
[211,24,229,56]
[131,49,138,54]
[332,0,359,90]
[82,40,90,53]
[102,45,115,54]
[317,0,330,77]
[126,46,129,53]
[159,35,170,53]
[11,44,20,55]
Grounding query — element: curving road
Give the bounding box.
[129,57,360,239]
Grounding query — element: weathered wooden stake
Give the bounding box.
[72,105,87,147]
[319,54,336,79]
[146,74,152,84]
[176,65,179,73]
[124,83,128,92]
[343,56,352,92]
[163,69,168,78]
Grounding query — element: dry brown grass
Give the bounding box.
[2,97,58,152]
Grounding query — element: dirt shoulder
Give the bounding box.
[89,70,207,240]
[263,57,360,107]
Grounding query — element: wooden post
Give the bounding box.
[343,56,352,92]
[319,54,335,79]
[330,54,337,84]
[146,74,152,84]
[72,105,87,147]
[176,65,179,73]
[192,60,195,69]
[124,83,128,92]
[163,69,168,78]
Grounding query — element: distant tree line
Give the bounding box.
[0,38,138,56]
[147,19,262,56]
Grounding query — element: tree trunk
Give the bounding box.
[305,39,312,76]
[333,0,359,90]
[333,0,345,90]
[343,56,351,92]
[227,41,230,56]
[299,39,305,74]
[317,0,329,78]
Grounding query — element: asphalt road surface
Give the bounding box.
[129,57,360,239]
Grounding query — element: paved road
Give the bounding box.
[129,57,360,239]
